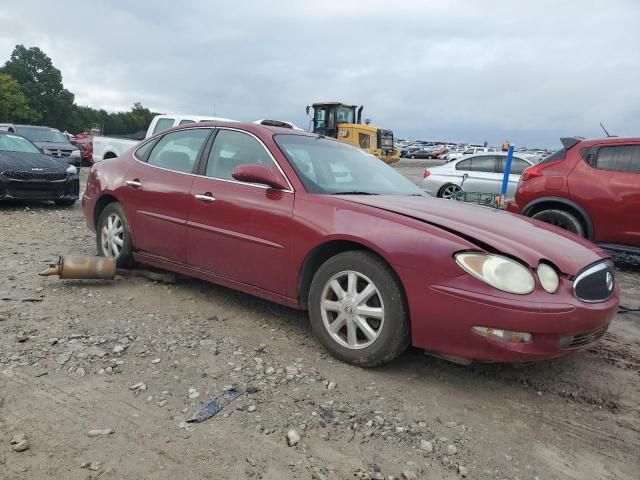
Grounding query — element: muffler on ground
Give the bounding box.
[38,256,116,280]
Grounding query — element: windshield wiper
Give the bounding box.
[330,191,378,195]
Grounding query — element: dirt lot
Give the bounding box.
[1,165,639,480]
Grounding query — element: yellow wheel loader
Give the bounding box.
[306,102,400,164]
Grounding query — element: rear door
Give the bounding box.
[457,155,499,193]
[570,143,640,245]
[185,128,295,294]
[119,128,211,263]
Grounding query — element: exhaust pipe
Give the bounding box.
[39,256,116,280]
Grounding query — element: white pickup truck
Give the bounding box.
[91,114,236,163]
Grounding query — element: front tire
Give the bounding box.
[96,202,135,268]
[308,251,410,367]
[531,209,585,237]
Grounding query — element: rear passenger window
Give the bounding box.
[152,118,175,135]
[147,129,210,173]
[457,156,495,173]
[595,145,640,173]
[206,130,273,180]
[497,157,529,175]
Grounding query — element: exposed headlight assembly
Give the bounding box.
[66,165,77,175]
[537,263,559,293]
[455,252,535,295]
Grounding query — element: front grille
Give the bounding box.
[573,261,615,303]
[560,326,608,349]
[47,149,72,157]
[2,170,66,181]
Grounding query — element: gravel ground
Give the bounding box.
[0,166,639,480]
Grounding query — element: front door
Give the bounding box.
[119,128,211,263]
[186,128,295,294]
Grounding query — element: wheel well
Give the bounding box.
[298,240,391,310]
[524,200,593,240]
[93,194,118,227]
[103,152,117,160]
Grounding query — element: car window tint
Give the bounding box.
[497,157,529,175]
[206,130,273,180]
[595,145,640,173]
[460,156,495,173]
[135,140,156,161]
[456,159,472,170]
[147,129,210,173]
[152,118,174,135]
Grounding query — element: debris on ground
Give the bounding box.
[186,386,242,423]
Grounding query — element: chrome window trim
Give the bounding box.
[573,261,613,303]
[131,126,295,193]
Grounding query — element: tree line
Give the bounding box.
[0,45,159,135]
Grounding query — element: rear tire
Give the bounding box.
[308,251,410,367]
[96,202,135,268]
[531,209,585,237]
[438,183,462,199]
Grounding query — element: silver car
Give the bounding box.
[422,152,538,198]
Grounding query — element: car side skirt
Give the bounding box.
[133,251,300,310]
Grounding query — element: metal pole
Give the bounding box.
[500,144,515,197]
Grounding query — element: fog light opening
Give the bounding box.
[472,326,532,344]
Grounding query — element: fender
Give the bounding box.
[522,196,594,240]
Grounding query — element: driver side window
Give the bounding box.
[206,130,273,180]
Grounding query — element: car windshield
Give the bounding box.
[0,134,41,154]
[16,127,69,143]
[275,134,424,196]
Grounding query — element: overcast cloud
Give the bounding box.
[1,0,639,146]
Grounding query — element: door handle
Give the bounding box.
[194,193,216,202]
[126,180,142,187]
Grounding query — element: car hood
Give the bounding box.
[31,141,77,151]
[338,195,606,276]
[0,151,68,172]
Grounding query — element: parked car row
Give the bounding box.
[0,124,82,166]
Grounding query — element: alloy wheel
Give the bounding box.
[320,270,385,350]
[101,213,124,258]
[441,184,462,199]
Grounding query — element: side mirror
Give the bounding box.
[231,164,288,190]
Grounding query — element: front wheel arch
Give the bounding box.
[522,197,594,240]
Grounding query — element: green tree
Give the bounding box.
[0,73,38,123]
[1,45,74,129]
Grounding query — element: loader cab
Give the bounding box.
[307,102,363,138]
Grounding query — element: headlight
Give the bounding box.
[455,252,535,295]
[537,263,559,293]
[66,165,77,175]
[70,149,81,157]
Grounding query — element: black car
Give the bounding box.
[14,125,82,167]
[0,132,79,206]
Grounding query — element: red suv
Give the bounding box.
[507,137,640,254]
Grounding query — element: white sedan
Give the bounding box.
[422,152,539,198]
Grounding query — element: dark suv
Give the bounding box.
[507,137,640,255]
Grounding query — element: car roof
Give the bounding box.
[165,120,319,138]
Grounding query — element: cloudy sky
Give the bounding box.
[1,0,638,147]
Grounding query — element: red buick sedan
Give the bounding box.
[82,122,619,366]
